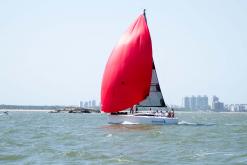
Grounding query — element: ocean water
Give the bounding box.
[0,111,247,165]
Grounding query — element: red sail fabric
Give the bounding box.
[101,14,153,113]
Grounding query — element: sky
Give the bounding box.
[0,0,247,106]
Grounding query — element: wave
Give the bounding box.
[224,123,245,126]
[178,120,216,126]
[121,121,138,125]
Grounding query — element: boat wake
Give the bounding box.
[178,120,216,126]
[121,121,138,125]
[224,123,245,126]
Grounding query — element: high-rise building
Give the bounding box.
[212,96,224,111]
[196,95,202,109]
[84,102,88,108]
[183,97,190,109]
[197,95,209,110]
[191,96,196,110]
[92,100,96,107]
[80,101,83,107]
[80,100,97,108]
[183,95,209,110]
[212,96,219,103]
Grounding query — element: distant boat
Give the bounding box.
[49,110,61,113]
[101,10,178,125]
[0,111,9,115]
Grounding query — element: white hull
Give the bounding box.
[108,114,178,125]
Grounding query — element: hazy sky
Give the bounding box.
[1,0,246,106]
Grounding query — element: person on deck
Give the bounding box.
[168,111,171,118]
[171,109,175,118]
[130,107,133,114]
[155,110,158,115]
[165,110,168,117]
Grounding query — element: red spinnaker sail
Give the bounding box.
[101,14,153,113]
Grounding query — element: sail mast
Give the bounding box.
[143,9,147,23]
[137,9,168,108]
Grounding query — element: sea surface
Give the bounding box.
[0,111,247,165]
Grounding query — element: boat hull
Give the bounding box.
[108,114,178,125]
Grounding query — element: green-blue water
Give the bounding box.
[0,111,247,164]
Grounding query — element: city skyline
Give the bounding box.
[1,0,247,105]
[182,95,247,112]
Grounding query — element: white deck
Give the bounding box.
[108,113,178,125]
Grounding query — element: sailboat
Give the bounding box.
[101,10,178,125]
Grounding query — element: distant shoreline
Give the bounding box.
[0,109,51,112]
[0,104,65,110]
